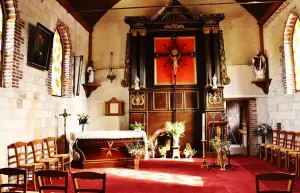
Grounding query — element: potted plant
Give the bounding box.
[129,122,145,131]
[256,123,272,143]
[146,136,158,158]
[165,121,185,147]
[125,141,145,169]
[183,143,197,158]
[158,146,168,158]
[210,137,230,170]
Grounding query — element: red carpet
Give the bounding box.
[33,156,300,193]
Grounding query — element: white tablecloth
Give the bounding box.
[75,130,147,140]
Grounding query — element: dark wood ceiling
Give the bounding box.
[56,0,285,32]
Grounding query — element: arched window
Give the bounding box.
[293,18,300,92]
[51,30,63,96]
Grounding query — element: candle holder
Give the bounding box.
[201,140,208,168]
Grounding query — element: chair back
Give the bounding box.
[271,130,279,145]
[277,130,287,147]
[71,171,106,193]
[294,132,300,151]
[285,132,295,149]
[7,142,27,168]
[255,172,295,193]
[44,137,57,157]
[35,170,68,193]
[0,167,27,193]
[28,139,45,162]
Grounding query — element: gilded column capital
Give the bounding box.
[212,27,220,34]
[139,29,147,36]
[203,27,211,35]
[130,29,138,36]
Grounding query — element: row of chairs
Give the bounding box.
[0,168,106,193]
[259,130,300,175]
[7,137,71,190]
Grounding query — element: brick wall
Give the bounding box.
[248,99,258,155]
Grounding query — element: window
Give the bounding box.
[293,18,300,92]
[51,30,63,96]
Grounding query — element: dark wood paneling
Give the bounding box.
[148,111,202,151]
[206,88,224,109]
[130,91,146,110]
[130,36,138,88]
[169,92,183,110]
[184,91,199,109]
[153,92,168,110]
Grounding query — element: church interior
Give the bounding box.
[1,0,300,192]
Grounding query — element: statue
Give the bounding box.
[212,74,218,89]
[169,48,181,75]
[134,76,140,90]
[87,61,96,83]
[252,50,267,80]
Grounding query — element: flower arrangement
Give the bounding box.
[129,122,145,131]
[125,141,145,158]
[257,123,272,136]
[210,137,230,160]
[146,136,158,152]
[77,113,89,125]
[165,121,185,138]
[158,146,168,156]
[183,143,197,158]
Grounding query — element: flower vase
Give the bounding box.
[220,159,226,170]
[173,137,179,147]
[134,156,140,170]
[151,150,155,158]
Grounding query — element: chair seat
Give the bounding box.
[288,151,300,155]
[37,157,58,163]
[265,144,277,148]
[280,148,296,152]
[20,162,44,168]
[51,153,70,159]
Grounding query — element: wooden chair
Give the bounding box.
[270,130,286,164]
[286,132,300,175]
[35,170,68,193]
[7,142,44,191]
[255,172,295,193]
[264,130,279,161]
[277,131,295,168]
[27,139,59,184]
[44,137,71,171]
[71,171,106,193]
[0,167,27,193]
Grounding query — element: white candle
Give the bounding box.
[202,113,205,140]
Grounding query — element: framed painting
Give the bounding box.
[154,36,197,85]
[28,22,54,70]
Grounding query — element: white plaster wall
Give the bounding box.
[91,0,264,129]
[0,0,89,168]
[263,0,300,131]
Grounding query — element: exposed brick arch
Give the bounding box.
[282,12,298,94]
[47,20,73,98]
[1,0,24,88]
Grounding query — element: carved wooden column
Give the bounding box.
[130,29,138,88]
[212,27,221,87]
[203,27,212,87]
[139,29,146,88]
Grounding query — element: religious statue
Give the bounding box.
[169,48,181,75]
[212,74,218,89]
[134,76,140,90]
[252,49,267,80]
[86,61,96,83]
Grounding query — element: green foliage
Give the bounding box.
[158,146,168,155]
[125,141,145,158]
[183,143,197,157]
[210,137,230,160]
[129,122,145,131]
[165,121,185,138]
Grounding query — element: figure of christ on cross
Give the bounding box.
[154,35,196,78]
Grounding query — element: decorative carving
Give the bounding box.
[219,31,231,85]
[131,91,145,106]
[203,27,211,34]
[205,20,217,25]
[212,27,220,33]
[133,23,144,27]
[130,29,138,36]
[208,92,221,105]
[164,24,185,29]
[121,34,130,88]
[138,29,147,36]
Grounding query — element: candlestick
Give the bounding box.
[201,140,207,168]
[202,113,205,140]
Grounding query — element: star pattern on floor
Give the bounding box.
[101,141,119,156]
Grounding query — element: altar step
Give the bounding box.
[230,144,247,155]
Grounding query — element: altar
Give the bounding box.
[72,130,147,168]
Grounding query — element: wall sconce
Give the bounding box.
[107,52,116,83]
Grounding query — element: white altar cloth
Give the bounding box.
[75,130,147,140]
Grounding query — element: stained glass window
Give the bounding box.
[51,30,63,96]
[293,18,300,91]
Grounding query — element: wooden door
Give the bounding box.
[226,101,242,145]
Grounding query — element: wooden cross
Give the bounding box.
[154,34,196,76]
[59,109,71,153]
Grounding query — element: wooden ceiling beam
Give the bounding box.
[257,2,283,26]
[56,0,93,32]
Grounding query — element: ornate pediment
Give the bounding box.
[151,0,196,21]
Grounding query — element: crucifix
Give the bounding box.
[59,109,71,154]
[154,34,196,121]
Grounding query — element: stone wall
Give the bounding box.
[0,0,89,168]
[263,0,300,131]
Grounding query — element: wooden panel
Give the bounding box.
[130,113,145,125]
[153,92,168,110]
[169,92,183,110]
[184,91,199,109]
[130,91,146,111]
[206,88,224,109]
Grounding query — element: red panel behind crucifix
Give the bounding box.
[154,36,197,85]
